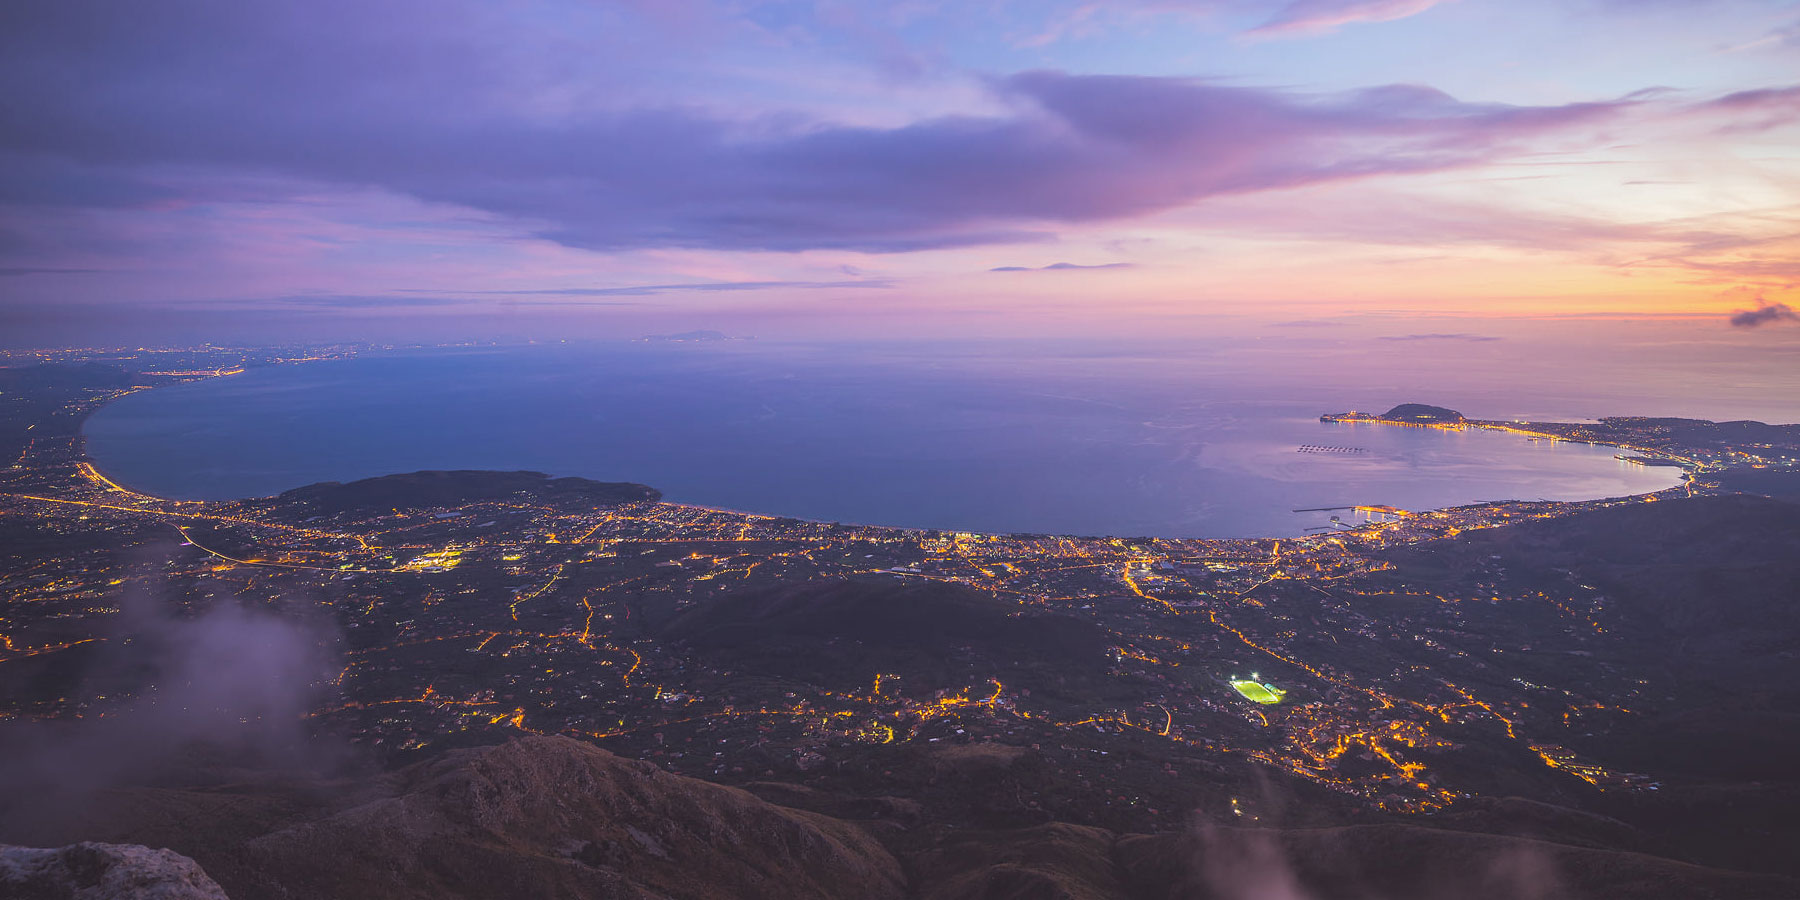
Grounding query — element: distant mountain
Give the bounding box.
[639,330,736,342]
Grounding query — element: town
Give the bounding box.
[3,347,1796,834]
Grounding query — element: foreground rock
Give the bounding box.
[0,842,230,900]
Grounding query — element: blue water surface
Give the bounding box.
[83,341,1683,538]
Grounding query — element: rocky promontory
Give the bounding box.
[0,842,230,900]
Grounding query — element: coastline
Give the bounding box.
[1321,412,1701,499]
[68,354,1694,543]
[5,350,1789,820]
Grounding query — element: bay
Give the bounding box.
[83,341,1684,538]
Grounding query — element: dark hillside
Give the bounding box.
[1393,495,1800,641]
[15,736,1795,900]
[1382,494,1800,873]
[1381,403,1464,423]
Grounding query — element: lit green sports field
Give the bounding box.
[1231,680,1285,704]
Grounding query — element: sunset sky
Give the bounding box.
[2,0,1797,344]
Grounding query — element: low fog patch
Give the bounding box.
[0,572,342,837]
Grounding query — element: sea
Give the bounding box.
[83,340,1687,538]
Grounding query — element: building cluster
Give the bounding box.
[4,349,1788,819]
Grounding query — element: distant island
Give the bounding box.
[636,330,747,343]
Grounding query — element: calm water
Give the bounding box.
[84,342,1683,538]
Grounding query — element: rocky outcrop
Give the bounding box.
[0,842,230,900]
[237,735,906,900]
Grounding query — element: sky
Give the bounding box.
[1,0,1798,346]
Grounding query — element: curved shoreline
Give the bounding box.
[74,356,1691,541]
[1321,416,1699,495]
[11,353,1771,820]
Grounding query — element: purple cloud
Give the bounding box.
[0,2,1633,255]
[990,262,1135,272]
[1729,301,1798,328]
[1692,84,1800,132]
[1377,332,1500,342]
[0,267,104,277]
[1247,0,1450,37]
[416,280,893,296]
